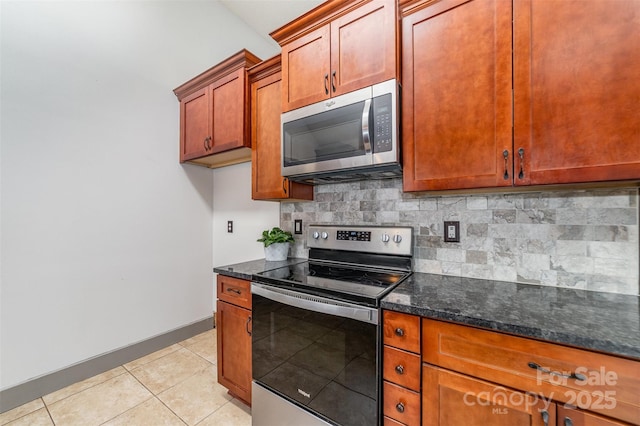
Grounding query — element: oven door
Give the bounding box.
[251,282,380,426]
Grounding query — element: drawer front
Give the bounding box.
[422,318,640,424]
[383,381,421,426]
[384,346,421,391]
[217,275,251,309]
[383,416,406,426]
[383,310,421,353]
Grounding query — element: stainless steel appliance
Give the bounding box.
[251,225,413,426]
[281,79,401,184]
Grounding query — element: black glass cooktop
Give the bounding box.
[255,261,410,306]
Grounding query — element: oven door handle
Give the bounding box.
[251,282,378,325]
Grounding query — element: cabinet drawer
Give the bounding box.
[383,346,421,392]
[383,416,405,426]
[217,275,251,309]
[383,311,420,353]
[422,318,640,424]
[383,381,421,426]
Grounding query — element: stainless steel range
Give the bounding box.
[251,225,413,426]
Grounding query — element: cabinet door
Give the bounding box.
[281,25,331,112]
[216,300,251,405]
[423,365,555,426]
[210,68,249,154]
[180,86,210,162]
[557,406,631,426]
[252,73,287,199]
[402,0,513,191]
[251,70,313,201]
[513,0,640,185]
[330,0,397,97]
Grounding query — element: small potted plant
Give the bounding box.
[258,227,294,261]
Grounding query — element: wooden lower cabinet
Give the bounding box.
[382,312,638,425]
[422,319,639,424]
[557,406,632,426]
[216,298,251,405]
[384,381,421,426]
[422,365,554,426]
[422,366,634,426]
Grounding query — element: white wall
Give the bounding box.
[0,0,277,390]
[212,163,281,300]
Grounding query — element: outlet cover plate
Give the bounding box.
[444,221,460,243]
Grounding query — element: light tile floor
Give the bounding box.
[0,329,251,426]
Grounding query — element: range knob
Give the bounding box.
[321,231,329,239]
[381,233,390,243]
[393,234,403,243]
[312,231,320,239]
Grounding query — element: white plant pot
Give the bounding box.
[264,242,290,261]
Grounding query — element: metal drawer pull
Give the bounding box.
[503,150,509,180]
[227,287,242,295]
[528,362,586,381]
[564,417,573,426]
[541,410,549,426]
[395,365,404,375]
[394,328,404,337]
[324,74,329,95]
[396,402,405,413]
[518,147,525,179]
[246,316,252,336]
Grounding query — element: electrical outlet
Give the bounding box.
[444,221,460,242]
[294,219,303,234]
[227,221,233,233]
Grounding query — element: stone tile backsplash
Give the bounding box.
[280,179,639,295]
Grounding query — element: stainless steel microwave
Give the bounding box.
[281,79,401,184]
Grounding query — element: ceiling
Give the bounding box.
[219,0,325,42]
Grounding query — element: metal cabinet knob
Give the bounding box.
[395,365,404,375]
[396,402,405,413]
[395,328,404,337]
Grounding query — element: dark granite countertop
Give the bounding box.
[382,273,640,360]
[215,260,639,360]
[214,258,307,281]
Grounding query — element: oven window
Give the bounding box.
[283,100,367,167]
[252,293,378,425]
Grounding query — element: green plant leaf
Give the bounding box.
[257,226,294,247]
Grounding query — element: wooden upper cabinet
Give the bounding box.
[173,50,261,168]
[513,0,640,186]
[402,0,640,192]
[281,25,331,111]
[248,56,313,201]
[274,0,398,112]
[401,0,513,192]
[181,87,211,161]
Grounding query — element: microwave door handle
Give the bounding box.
[361,99,372,155]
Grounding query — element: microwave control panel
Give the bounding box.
[372,93,393,153]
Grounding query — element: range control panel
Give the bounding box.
[337,230,371,241]
[308,225,413,256]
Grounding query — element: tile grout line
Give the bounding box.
[125,370,189,425]
[41,368,130,413]
[3,331,220,426]
[43,399,56,426]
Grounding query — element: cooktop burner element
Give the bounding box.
[255,225,413,306]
